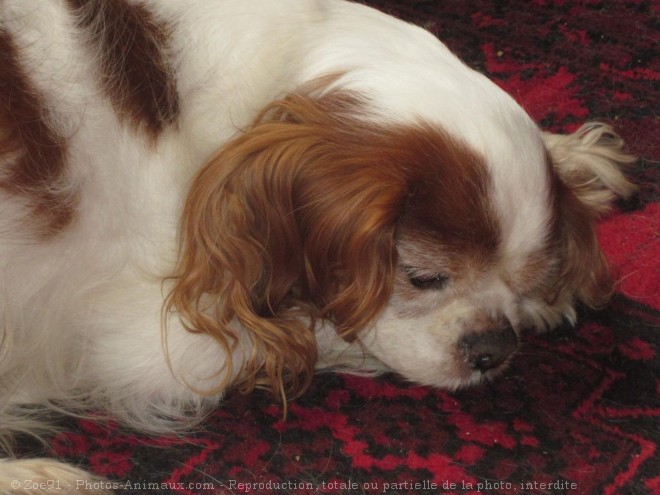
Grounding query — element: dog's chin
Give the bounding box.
[380,352,517,392]
[449,359,516,391]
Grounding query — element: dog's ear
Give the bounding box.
[544,123,636,309]
[166,89,405,400]
[552,182,612,309]
[543,123,637,214]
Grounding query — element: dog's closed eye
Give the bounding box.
[404,267,449,290]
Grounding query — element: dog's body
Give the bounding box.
[0,0,634,489]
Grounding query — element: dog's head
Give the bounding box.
[167,76,634,398]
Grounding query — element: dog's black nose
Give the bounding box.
[460,326,518,372]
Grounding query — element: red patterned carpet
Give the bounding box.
[22,1,660,494]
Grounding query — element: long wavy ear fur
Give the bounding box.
[546,123,637,309]
[553,180,614,309]
[544,123,637,214]
[165,86,409,401]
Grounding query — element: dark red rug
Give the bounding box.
[23,1,660,494]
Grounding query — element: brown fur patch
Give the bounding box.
[0,29,77,235]
[397,128,500,264]
[554,176,613,308]
[166,83,500,402]
[67,0,180,139]
[543,156,613,308]
[391,129,500,308]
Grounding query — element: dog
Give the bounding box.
[0,0,635,491]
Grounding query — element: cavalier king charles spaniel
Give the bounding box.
[0,0,634,489]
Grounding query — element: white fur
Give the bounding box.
[0,0,633,491]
